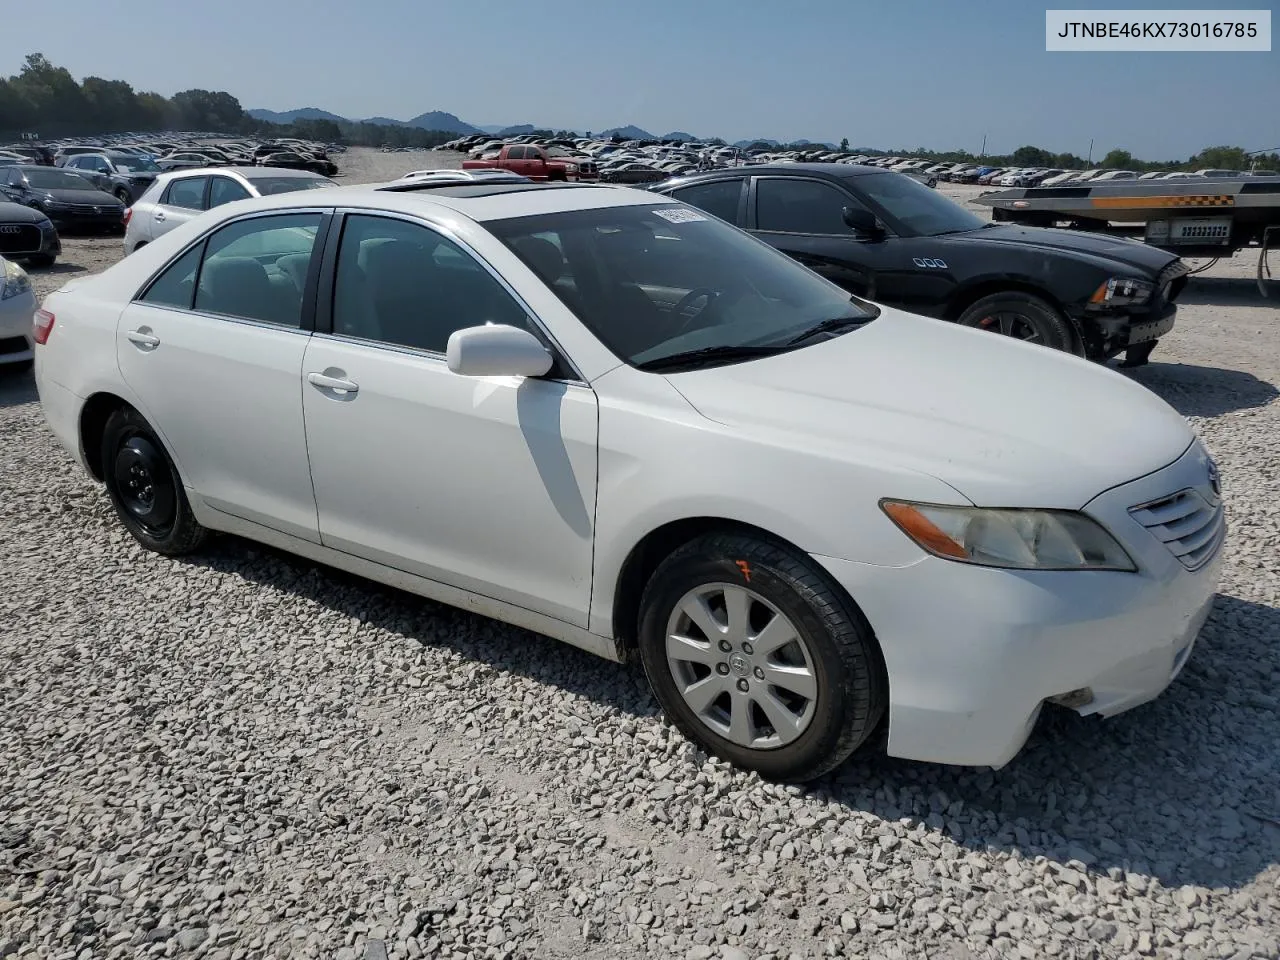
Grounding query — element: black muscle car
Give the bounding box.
[651,164,1189,365]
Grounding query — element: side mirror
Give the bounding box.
[842,205,883,236]
[447,324,553,378]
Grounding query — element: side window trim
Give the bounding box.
[748,176,871,237]
[133,208,335,333]
[314,209,586,384]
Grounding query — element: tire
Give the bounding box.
[101,407,207,556]
[637,533,886,782]
[956,291,1076,353]
[114,188,131,204]
[27,254,55,268]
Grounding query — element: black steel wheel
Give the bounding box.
[101,407,207,555]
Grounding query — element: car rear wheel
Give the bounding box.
[101,407,207,556]
[27,254,55,268]
[957,291,1076,353]
[637,533,886,782]
[113,188,131,204]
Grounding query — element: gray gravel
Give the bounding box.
[2,150,1279,959]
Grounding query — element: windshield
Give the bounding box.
[859,172,986,236]
[113,157,160,173]
[244,175,336,195]
[488,203,877,370]
[26,169,98,190]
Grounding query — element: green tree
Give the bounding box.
[840,137,849,152]
[1011,145,1055,167]
[1187,145,1250,170]
[1101,148,1135,169]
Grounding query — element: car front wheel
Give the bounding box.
[101,407,207,555]
[637,533,886,782]
[957,291,1077,353]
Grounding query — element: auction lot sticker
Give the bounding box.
[653,208,709,224]
[1046,9,1271,50]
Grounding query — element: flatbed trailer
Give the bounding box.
[975,177,1280,292]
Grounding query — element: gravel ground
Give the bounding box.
[2,149,1279,960]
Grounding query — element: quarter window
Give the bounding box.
[193,213,323,327]
[208,177,252,208]
[164,177,208,211]
[331,214,531,353]
[139,244,204,309]
[755,178,860,235]
[670,179,744,224]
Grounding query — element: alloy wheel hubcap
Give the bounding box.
[665,583,818,750]
[977,312,1041,342]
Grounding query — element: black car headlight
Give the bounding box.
[1089,277,1155,307]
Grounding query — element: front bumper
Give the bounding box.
[813,441,1223,768]
[46,209,125,232]
[0,289,37,364]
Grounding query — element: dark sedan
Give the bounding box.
[0,200,60,266]
[0,166,126,234]
[651,163,1188,365]
[61,151,161,204]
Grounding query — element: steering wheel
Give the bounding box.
[670,287,719,332]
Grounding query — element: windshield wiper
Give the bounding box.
[635,344,788,372]
[785,316,872,347]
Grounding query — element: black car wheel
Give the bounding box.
[957,291,1076,353]
[27,254,56,268]
[101,407,207,555]
[113,188,131,204]
[637,532,886,782]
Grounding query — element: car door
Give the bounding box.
[116,209,330,541]
[747,176,878,298]
[300,211,598,627]
[150,175,209,240]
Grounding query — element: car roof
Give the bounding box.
[215,181,672,222]
[660,162,890,185]
[163,165,323,179]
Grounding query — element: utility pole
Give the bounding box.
[1087,139,1094,166]
[980,134,986,158]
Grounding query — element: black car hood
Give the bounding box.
[0,201,49,224]
[953,224,1177,272]
[43,187,122,205]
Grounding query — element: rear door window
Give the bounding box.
[208,177,252,208]
[670,179,745,224]
[164,177,208,211]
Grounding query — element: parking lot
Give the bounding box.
[2,148,1279,960]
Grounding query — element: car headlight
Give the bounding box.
[1089,277,1154,306]
[0,258,32,301]
[881,500,1136,571]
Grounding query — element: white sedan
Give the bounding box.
[33,181,1223,781]
[0,254,36,369]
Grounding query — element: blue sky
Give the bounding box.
[2,0,1275,159]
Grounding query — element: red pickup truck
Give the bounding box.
[462,145,598,182]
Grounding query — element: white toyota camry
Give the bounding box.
[33,180,1223,781]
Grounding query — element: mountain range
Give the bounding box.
[248,109,709,142]
[248,108,838,149]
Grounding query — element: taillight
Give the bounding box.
[33,309,55,345]
[123,207,133,226]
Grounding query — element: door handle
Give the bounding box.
[126,329,160,348]
[154,211,166,221]
[307,371,359,394]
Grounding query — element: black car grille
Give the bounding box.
[0,224,42,254]
[0,335,30,356]
[1156,259,1192,304]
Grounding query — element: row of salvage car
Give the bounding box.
[21,159,1223,781]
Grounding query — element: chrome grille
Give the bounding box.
[1129,488,1224,570]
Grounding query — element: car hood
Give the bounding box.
[948,224,1178,273]
[0,201,48,224]
[663,308,1194,509]
[43,188,122,205]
